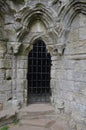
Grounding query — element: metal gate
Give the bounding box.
[27,40,51,103]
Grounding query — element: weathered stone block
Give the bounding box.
[17,60,27,69]
[11,80,16,90]
[4,24,17,41]
[12,69,16,79]
[79,27,86,40]
[58,60,74,70]
[16,79,25,92]
[4,80,12,91]
[51,69,56,79]
[57,80,74,92]
[0,93,6,103]
[71,110,86,123]
[17,92,23,103]
[74,71,86,82]
[0,42,6,54]
[79,14,86,27]
[51,79,56,89]
[17,56,28,60]
[70,29,79,42]
[56,70,73,80]
[74,82,86,96]
[6,69,12,80]
[6,90,12,101]
[4,59,12,69]
[74,60,86,71]
[77,123,86,130]
[0,69,5,80]
[0,59,4,69]
[0,81,5,92]
[17,69,27,79]
[73,93,86,106]
[66,70,74,80]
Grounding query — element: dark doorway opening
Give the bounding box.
[27,40,51,104]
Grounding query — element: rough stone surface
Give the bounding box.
[9,104,71,130]
[0,109,17,127]
[0,0,86,129]
[9,125,49,130]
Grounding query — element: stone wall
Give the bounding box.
[54,14,86,129]
[0,0,86,129]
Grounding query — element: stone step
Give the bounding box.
[18,104,55,119]
[9,125,49,130]
[20,118,56,127]
[19,118,70,130]
[20,114,56,120]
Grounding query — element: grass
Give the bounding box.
[0,126,9,130]
[0,119,19,130]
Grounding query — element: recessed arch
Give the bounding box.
[30,20,46,33]
[27,39,51,103]
[16,3,54,41]
[59,0,86,28]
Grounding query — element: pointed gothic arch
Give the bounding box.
[27,39,51,103]
[16,3,55,42]
[59,0,86,28]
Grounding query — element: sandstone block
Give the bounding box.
[0,69,5,79]
[79,27,86,40]
[4,59,12,69]
[6,90,12,101]
[17,69,27,79]
[79,14,86,27]
[4,80,12,91]
[17,60,27,69]
[74,71,86,82]
[16,79,26,92]
[0,59,4,69]
[57,80,74,92]
[6,69,12,80]
[71,29,79,42]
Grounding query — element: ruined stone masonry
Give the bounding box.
[0,0,86,129]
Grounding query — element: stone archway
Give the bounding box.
[27,39,51,104]
[22,31,65,106]
[22,34,60,106]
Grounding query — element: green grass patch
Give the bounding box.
[0,126,9,130]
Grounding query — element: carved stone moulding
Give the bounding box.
[15,3,54,42]
[55,44,66,55]
[7,42,22,55]
[52,44,66,56]
[59,0,86,28]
